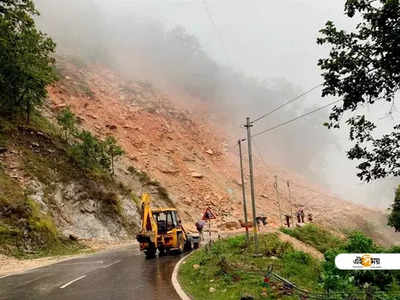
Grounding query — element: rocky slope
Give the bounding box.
[0,95,174,257]
[44,56,398,246]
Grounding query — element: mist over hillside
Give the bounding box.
[35,0,398,210]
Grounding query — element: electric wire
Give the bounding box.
[201,0,231,65]
[252,99,342,138]
[252,140,338,207]
[252,83,322,124]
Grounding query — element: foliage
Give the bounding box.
[320,231,400,296]
[0,0,56,123]
[388,185,400,231]
[280,224,345,253]
[69,130,110,171]
[180,230,400,299]
[0,113,131,258]
[56,109,124,174]
[56,107,77,141]
[103,136,124,175]
[318,0,400,182]
[179,234,322,300]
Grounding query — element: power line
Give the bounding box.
[252,99,342,138]
[201,0,232,66]
[252,83,322,124]
[252,141,338,202]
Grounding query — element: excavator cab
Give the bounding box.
[136,193,199,258]
[153,210,178,234]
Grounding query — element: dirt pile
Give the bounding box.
[47,57,398,246]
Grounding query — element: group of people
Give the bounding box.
[284,207,313,228]
[195,207,312,236]
[296,208,305,223]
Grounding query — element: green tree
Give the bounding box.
[321,232,394,295]
[388,185,400,231]
[318,0,400,182]
[0,0,56,123]
[103,136,124,175]
[70,130,106,170]
[56,107,77,142]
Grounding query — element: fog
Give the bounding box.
[35,0,399,209]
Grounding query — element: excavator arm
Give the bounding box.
[137,193,158,248]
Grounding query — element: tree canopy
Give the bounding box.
[318,0,400,182]
[0,0,56,122]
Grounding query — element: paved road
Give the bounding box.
[0,245,181,300]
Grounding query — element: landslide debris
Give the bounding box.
[43,56,399,246]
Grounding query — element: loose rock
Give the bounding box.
[191,172,203,179]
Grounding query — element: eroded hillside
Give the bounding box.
[46,57,398,246]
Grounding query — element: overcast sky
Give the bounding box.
[93,0,354,87]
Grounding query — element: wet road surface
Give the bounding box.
[0,245,181,300]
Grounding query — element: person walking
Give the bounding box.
[300,208,305,223]
[296,209,301,223]
[195,219,206,240]
[284,214,291,228]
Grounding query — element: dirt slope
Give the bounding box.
[47,57,398,246]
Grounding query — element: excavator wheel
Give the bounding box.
[145,243,157,259]
[158,247,167,257]
[184,238,192,251]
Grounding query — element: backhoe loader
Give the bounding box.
[136,193,199,258]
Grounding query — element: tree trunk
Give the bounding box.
[111,153,114,175]
[26,101,31,124]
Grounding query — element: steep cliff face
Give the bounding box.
[45,57,398,246]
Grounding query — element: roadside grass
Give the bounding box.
[280,224,345,253]
[179,234,322,300]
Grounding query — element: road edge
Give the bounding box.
[0,241,138,278]
[171,251,195,300]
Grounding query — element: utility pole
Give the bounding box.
[244,117,258,249]
[238,139,249,242]
[274,176,283,227]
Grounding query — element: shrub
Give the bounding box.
[56,107,77,141]
[321,231,395,294]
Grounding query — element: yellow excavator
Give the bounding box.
[136,193,200,258]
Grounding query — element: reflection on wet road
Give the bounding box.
[0,245,181,300]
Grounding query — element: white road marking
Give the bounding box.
[101,260,121,269]
[59,275,86,289]
[60,260,104,266]
[0,275,9,279]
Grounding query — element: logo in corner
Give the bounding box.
[353,254,380,268]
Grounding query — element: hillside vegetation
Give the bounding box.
[0,107,172,257]
[280,224,345,253]
[179,234,322,300]
[179,227,400,300]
